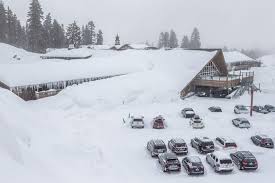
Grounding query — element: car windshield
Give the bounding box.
[241,120,249,124]
[245,158,256,163]
[202,142,214,146]
[239,106,247,110]
[155,145,165,149]
[192,162,202,166]
[220,159,232,164]
[226,143,236,147]
[133,119,143,122]
[167,158,179,164]
[175,143,186,147]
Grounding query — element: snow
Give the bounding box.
[1,44,275,183]
[259,54,275,67]
[42,48,93,58]
[212,151,231,160]
[224,51,256,63]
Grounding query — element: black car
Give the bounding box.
[158,153,181,172]
[181,108,195,118]
[182,156,204,175]
[252,106,269,114]
[147,139,167,157]
[196,92,209,97]
[230,151,258,170]
[208,106,222,112]
[251,135,274,149]
[191,137,215,154]
[264,105,275,112]
[168,138,188,155]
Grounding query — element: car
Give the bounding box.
[206,152,234,172]
[264,105,275,112]
[191,137,215,154]
[252,106,269,114]
[234,105,249,114]
[181,108,195,118]
[168,138,188,155]
[232,118,251,128]
[215,137,237,149]
[189,115,204,129]
[196,91,209,97]
[158,153,181,172]
[182,156,204,175]
[209,106,222,112]
[127,115,145,128]
[152,115,165,129]
[251,135,274,149]
[147,139,167,157]
[230,151,258,170]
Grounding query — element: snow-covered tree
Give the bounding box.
[96,29,103,45]
[181,35,190,49]
[0,1,7,42]
[163,32,170,48]
[27,0,45,53]
[190,27,201,49]
[51,19,65,48]
[43,13,53,48]
[158,32,164,48]
[169,30,178,48]
[88,21,96,45]
[115,34,120,45]
[66,21,81,48]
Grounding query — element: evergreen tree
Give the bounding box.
[15,20,27,48]
[87,21,96,45]
[81,25,92,45]
[43,13,52,48]
[190,27,201,49]
[6,7,17,45]
[51,19,65,48]
[66,21,81,48]
[0,1,7,42]
[96,29,103,45]
[163,32,170,48]
[158,32,165,48]
[181,35,190,48]
[27,0,45,53]
[169,30,178,48]
[115,34,120,45]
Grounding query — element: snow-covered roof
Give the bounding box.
[128,44,151,49]
[0,49,217,90]
[224,51,256,63]
[213,151,231,160]
[42,48,93,58]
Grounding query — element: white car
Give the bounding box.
[215,137,237,150]
[234,105,249,114]
[232,118,251,128]
[124,114,145,128]
[190,115,204,129]
[206,152,234,172]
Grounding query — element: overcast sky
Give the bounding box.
[3,0,275,51]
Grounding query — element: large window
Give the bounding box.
[197,61,219,79]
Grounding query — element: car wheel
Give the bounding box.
[187,168,191,175]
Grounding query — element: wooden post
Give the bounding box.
[250,87,254,117]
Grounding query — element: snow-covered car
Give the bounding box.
[230,151,258,170]
[189,115,204,129]
[234,105,249,114]
[196,91,209,97]
[152,115,165,129]
[147,139,167,157]
[215,137,237,149]
[168,138,188,155]
[130,116,145,128]
[232,118,251,128]
[158,153,181,172]
[182,156,204,175]
[206,152,234,172]
[251,135,274,149]
[191,137,215,154]
[181,108,195,118]
[264,105,275,112]
[208,106,222,112]
[252,106,269,114]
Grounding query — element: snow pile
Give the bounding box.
[224,51,256,63]
[0,43,40,64]
[42,48,93,58]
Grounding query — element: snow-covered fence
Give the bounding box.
[10,74,125,101]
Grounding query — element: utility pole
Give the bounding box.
[250,86,254,117]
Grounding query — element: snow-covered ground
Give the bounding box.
[0,45,275,183]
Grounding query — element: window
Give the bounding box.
[197,61,219,79]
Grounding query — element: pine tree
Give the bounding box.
[66,21,81,48]
[96,29,103,45]
[51,19,65,48]
[6,7,17,45]
[43,13,52,48]
[87,21,96,45]
[169,30,178,48]
[158,32,164,48]
[190,27,201,49]
[0,1,7,42]
[115,34,120,45]
[15,20,27,48]
[181,35,190,49]
[163,32,170,48]
[27,0,45,53]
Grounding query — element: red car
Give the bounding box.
[152,115,165,129]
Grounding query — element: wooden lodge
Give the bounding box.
[181,49,255,98]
